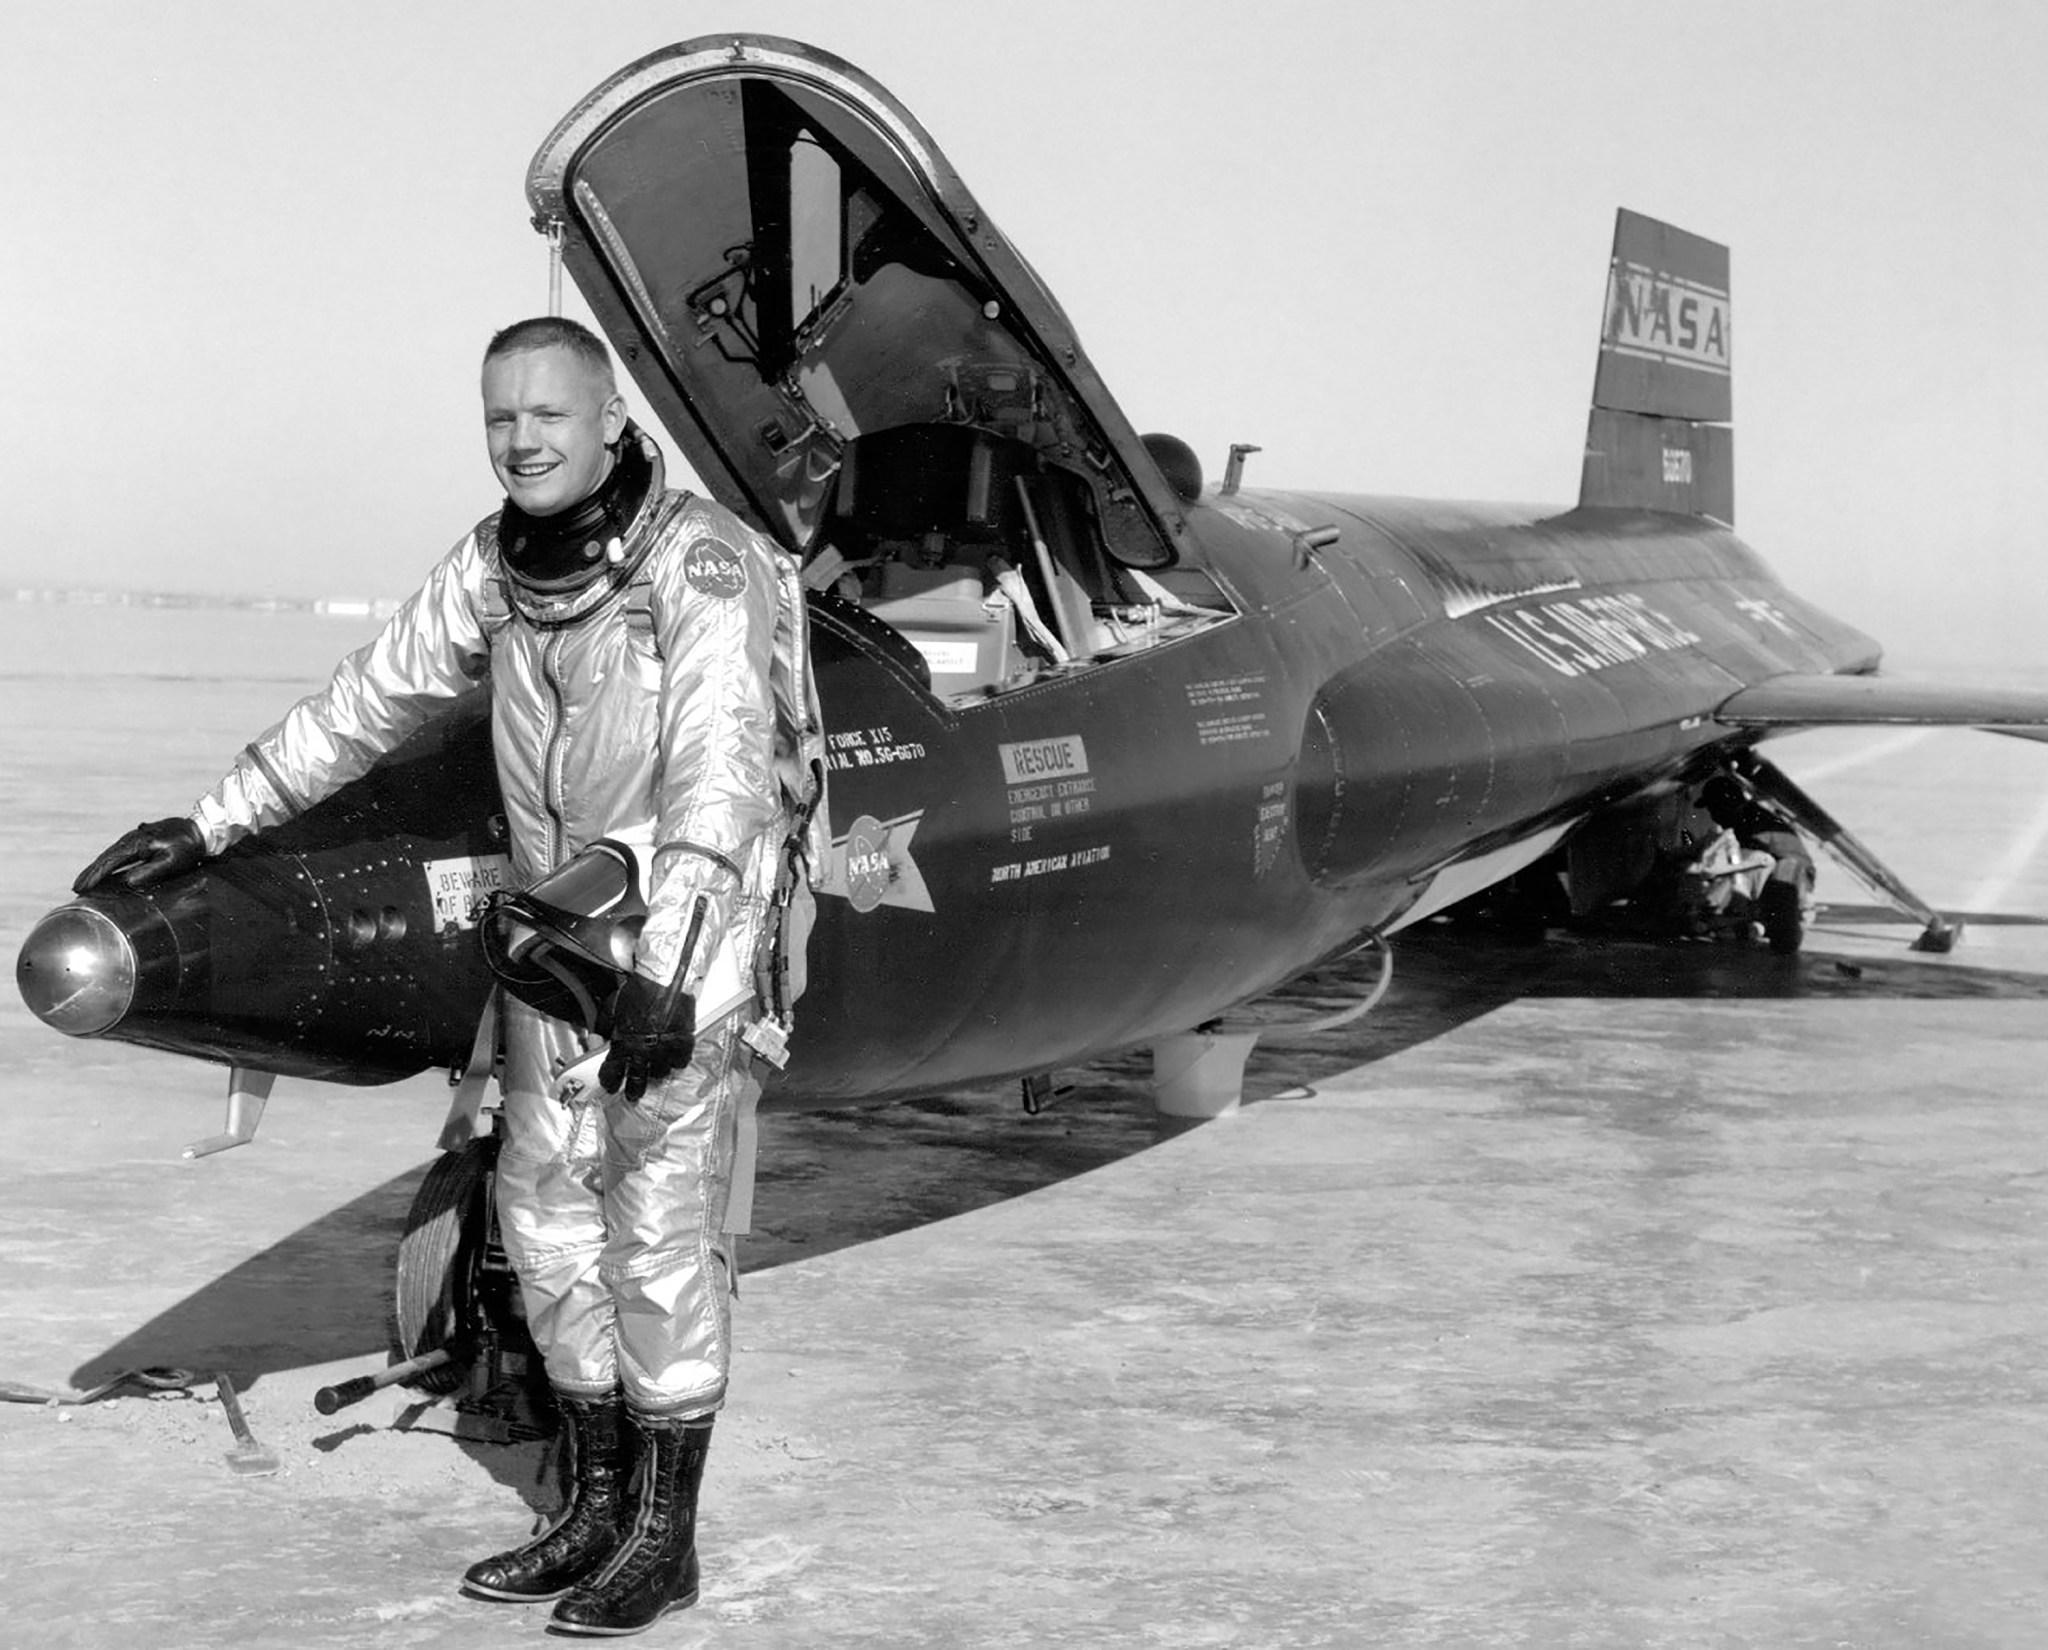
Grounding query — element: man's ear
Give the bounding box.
[602,393,628,444]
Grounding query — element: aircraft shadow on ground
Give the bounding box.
[69,914,2045,1396]
[1237,915,2048,1102]
[70,1167,431,1392]
[68,1084,1180,1392]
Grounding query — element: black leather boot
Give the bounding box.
[462,1393,632,1603]
[548,1412,712,1636]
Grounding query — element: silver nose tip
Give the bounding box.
[15,903,137,1035]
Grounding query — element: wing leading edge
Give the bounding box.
[1718,675,2048,745]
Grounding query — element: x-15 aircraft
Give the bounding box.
[20,34,2048,1148]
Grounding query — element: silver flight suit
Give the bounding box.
[187,463,825,1417]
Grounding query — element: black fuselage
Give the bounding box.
[13,488,1876,1109]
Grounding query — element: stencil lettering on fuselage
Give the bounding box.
[998,735,1089,785]
[827,723,928,772]
[989,844,1113,885]
[1000,735,1095,845]
[1187,674,1272,746]
[1484,592,1702,679]
[1254,779,1289,879]
[1734,596,1802,638]
[1210,498,1314,536]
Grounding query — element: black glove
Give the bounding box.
[598,973,697,1103]
[73,817,207,894]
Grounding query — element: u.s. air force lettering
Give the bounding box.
[1484,592,1702,679]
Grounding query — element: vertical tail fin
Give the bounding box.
[1578,209,1734,524]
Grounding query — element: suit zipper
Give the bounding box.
[540,628,570,867]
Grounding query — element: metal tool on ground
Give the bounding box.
[313,1346,457,1416]
[0,1365,197,1406]
[212,1372,280,1476]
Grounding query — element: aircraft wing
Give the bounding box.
[1718,675,2048,744]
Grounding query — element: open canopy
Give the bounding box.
[527,34,1183,569]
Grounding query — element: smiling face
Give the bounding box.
[482,343,627,517]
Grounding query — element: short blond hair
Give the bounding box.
[484,317,616,392]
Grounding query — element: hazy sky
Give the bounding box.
[6,1,2044,663]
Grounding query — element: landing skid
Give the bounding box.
[182,1068,275,1159]
[1148,935,1395,1118]
[1744,755,1961,952]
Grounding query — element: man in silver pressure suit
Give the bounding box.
[73,316,826,1636]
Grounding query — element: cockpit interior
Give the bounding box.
[562,71,1236,704]
[802,423,1232,702]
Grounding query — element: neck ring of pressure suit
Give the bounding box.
[497,425,656,597]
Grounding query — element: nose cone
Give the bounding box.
[15,903,137,1036]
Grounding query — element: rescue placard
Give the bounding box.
[998,735,1090,786]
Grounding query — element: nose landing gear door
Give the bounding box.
[525,33,1185,572]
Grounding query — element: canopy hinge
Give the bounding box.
[541,216,566,317]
